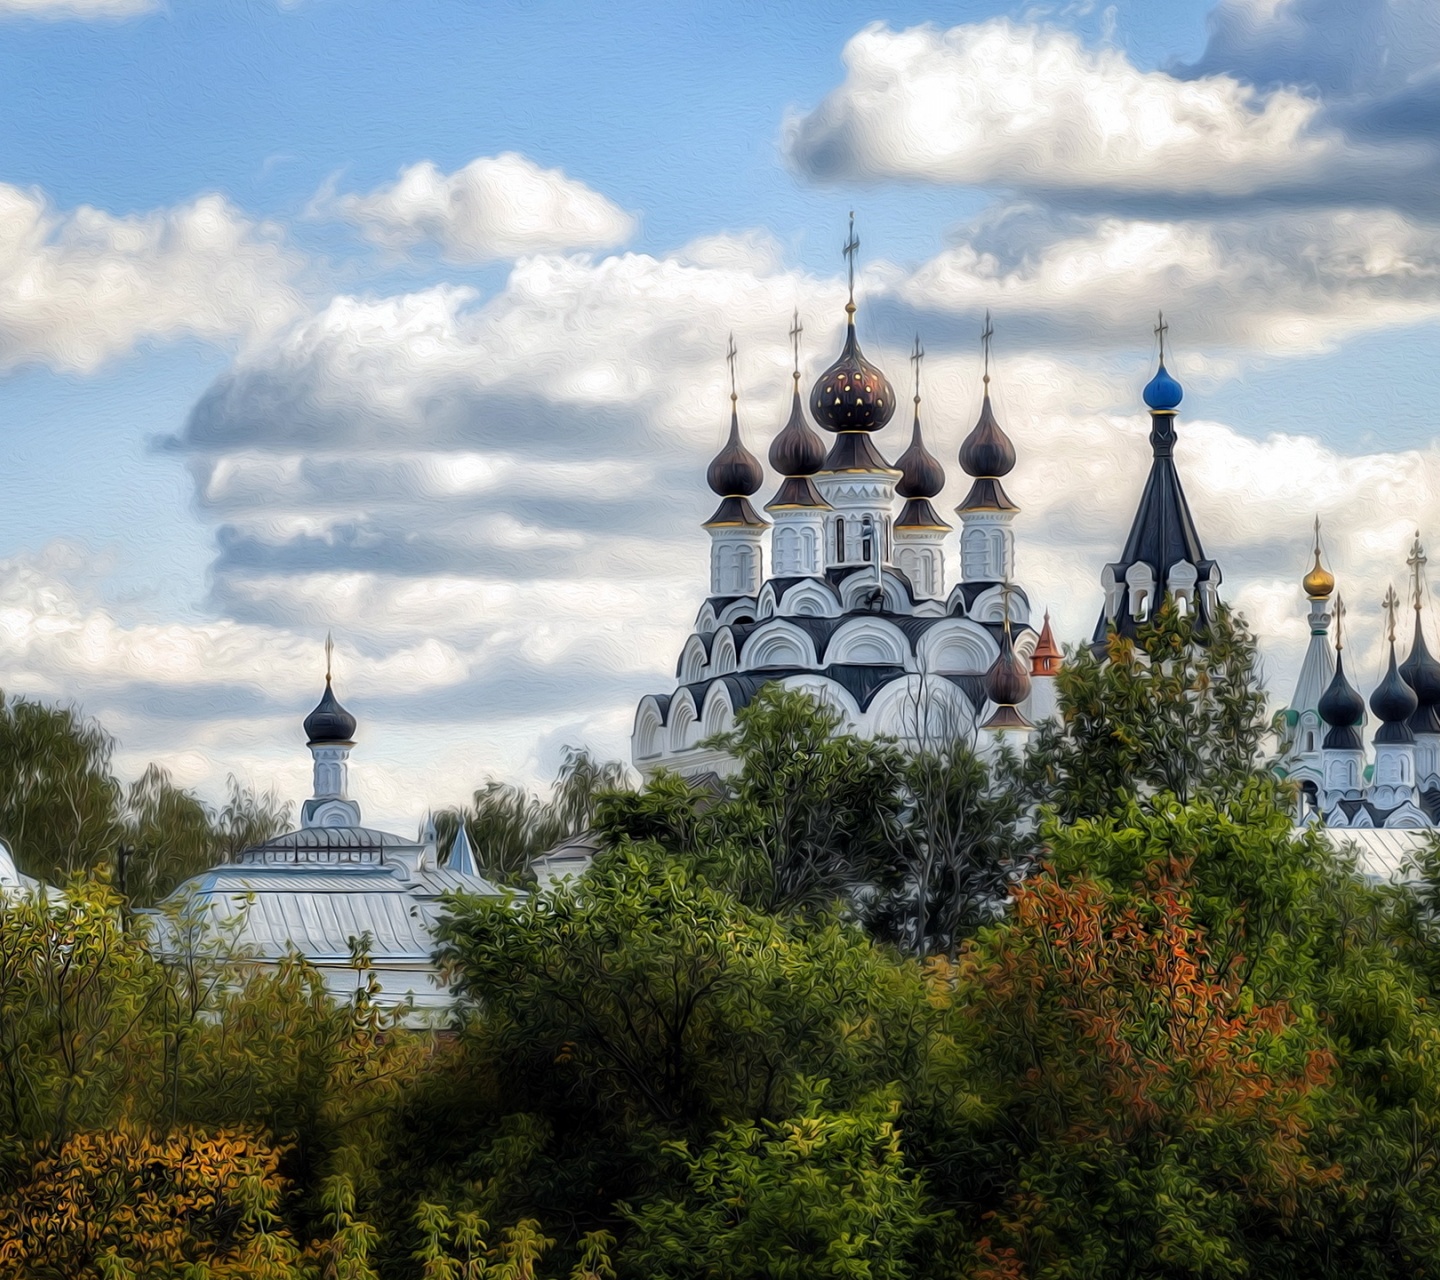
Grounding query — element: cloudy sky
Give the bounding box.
[2,0,1438,825]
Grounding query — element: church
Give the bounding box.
[632,229,1217,780]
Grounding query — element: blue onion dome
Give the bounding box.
[809,317,896,433]
[769,380,827,477]
[958,389,1016,479]
[895,408,945,499]
[1400,613,1440,734]
[1372,643,1419,742]
[1318,652,1365,736]
[707,405,764,497]
[1143,360,1184,411]
[304,678,357,745]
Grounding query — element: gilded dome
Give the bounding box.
[1303,549,1335,600]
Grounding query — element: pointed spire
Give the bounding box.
[1142,312,1184,412]
[894,335,949,532]
[304,634,357,745]
[766,313,831,512]
[447,822,478,875]
[1373,584,1418,743]
[1030,610,1062,677]
[705,336,765,520]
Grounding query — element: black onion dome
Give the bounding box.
[769,384,827,477]
[809,319,896,433]
[980,625,1033,730]
[304,679,357,745]
[1372,644,1419,743]
[895,410,945,499]
[1400,612,1440,734]
[1319,653,1365,750]
[958,390,1016,478]
[707,407,763,497]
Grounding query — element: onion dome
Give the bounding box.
[770,381,827,478]
[1401,614,1440,734]
[809,318,895,432]
[707,405,763,498]
[981,613,1033,731]
[1318,653,1365,750]
[1303,549,1335,600]
[896,411,945,499]
[958,390,1016,480]
[1142,361,1184,411]
[1030,611,1061,677]
[1372,641,1418,744]
[305,677,357,745]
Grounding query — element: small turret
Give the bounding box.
[703,336,768,595]
[892,337,950,598]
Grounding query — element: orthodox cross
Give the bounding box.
[1409,533,1428,611]
[1155,310,1168,363]
[911,334,924,405]
[843,211,859,311]
[1384,584,1401,644]
[324,631,334,685]
[726,332,737,404]
[789,309,803,381]
[1000,580,1014,637]
[1334,593,1347,652]
[981,309,994,385]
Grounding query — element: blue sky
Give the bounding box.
[2,0,1439,822]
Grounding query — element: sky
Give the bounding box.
[2,0,1440,828]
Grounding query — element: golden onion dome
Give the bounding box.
[1303,549,1335,599]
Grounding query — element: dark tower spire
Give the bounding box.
[766,310,830,513]
[703,333,766,530]
[1401,533,1440,734]
[1093,315,1221,644]
[894,336,949,533]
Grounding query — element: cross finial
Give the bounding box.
[1334,593,1346,652]
[843,211,859,314]
[324,631,334,685]
[726,332,737,404]
[911,334,924,405]
[1385,584,1401,644]
[1409,532,1427,611]
[1000,580,1014,638]
[1155,310,1169,364]
[981,309,994,386]
[789,309,803,382]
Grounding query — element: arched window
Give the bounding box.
[861,516,875,564]
[835,518,846,562]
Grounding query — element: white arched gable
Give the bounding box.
[943,585,971,618]
[868,676,977,744]
[969,584,1031,626]
[678,635,710,683]
[777,580,840,619]
[742,620,817,671]
[702,684,734,738]
[711,629,739,675]
[718,597,760,627]
[694,603,719,635]
[778,675,861,729]
[632,697,667,761]
[825,619,910,668]
[917,620,998,675]
[756,582,779,620]
[839,570,911,614]
[669,691,700,752]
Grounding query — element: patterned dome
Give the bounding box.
[809,318,896,433]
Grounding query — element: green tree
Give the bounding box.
[623,1086,931,1280]
[1022,601,1274,823]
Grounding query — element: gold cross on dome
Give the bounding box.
[1155,310,1169,363]
[843,211,859,309]
[726,332,737,403]
[1334,593,1347,652]
[911,334,924,404]
[981,309,994,383]
[324,631,334,684]
[1409,532,1427,611]
[1384,584,1401,643]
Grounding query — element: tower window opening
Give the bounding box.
[861,516,875,564]
[835,518,846,562]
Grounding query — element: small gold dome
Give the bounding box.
[1304,549,1335,599]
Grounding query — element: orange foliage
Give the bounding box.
[0,1126,304,1279]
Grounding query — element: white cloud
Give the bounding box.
[0,185,304,373]
[784,20,1352,200]
[0,0,153,16]
[330,153,636,264]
